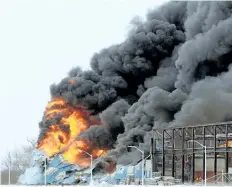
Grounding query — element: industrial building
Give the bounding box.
[152,121,232,184]
[29,121,232,185]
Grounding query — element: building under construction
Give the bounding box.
[152,121,232,184]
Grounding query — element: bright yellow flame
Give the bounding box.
[62,140,107,167]
[219,140,232,147]
[37,98,107,167]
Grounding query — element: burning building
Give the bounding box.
[37,98,108,167]
[19,1,232,185]
[152,121,232,184]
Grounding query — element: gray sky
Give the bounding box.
[0,0,168,159]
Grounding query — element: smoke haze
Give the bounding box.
[37,1,232,173]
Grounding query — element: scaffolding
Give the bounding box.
[152,121,232,184]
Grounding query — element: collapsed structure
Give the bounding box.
[19,1,232,184]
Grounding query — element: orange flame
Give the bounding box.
[219,140,232,147]
[68,79,76,85]
[37,98,107,166]
[63,140,106,167]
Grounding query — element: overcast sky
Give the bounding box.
[0,0,168,160]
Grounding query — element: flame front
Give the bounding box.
[63,140,106,167]
[37,98,107,166]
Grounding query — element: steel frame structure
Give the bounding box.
[152,121,232,183]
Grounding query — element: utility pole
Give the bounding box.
[128,146,144,185]
[8,159,11,185]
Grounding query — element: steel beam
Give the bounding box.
[214,125,217,182]
[192,127,195,183]
[203,126,206,182]
[162,130,165,176]
[225,124,228,182]
[172,129,175,178]
[181,128,185,183]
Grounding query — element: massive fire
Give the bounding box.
[37,98,107,166]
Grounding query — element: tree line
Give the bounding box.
[1,139,35,184]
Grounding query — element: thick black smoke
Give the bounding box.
[38,1,232,173]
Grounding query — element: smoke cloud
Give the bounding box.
[37,1,232,174]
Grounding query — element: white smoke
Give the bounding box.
[18,150,44,185]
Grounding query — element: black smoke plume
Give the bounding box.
[38,1,232,174]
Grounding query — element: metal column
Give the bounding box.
[151,138,155,173]
[154,139,158,172]
[192,127,195,183]
[172,129,175,178]
[181,128,185,183]
[213,125,217,181]
[225,124,228,182]
[202,127,206,181]
[162,130,165,176]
